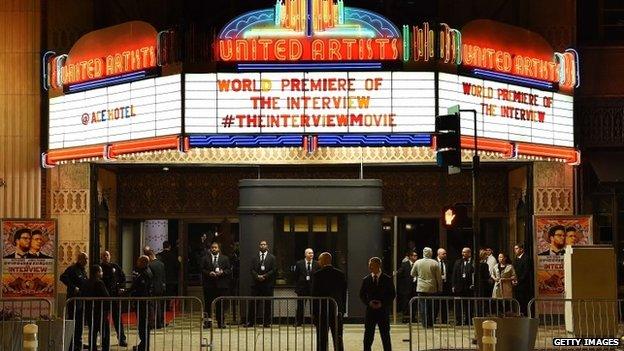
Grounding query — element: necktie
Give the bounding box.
[440,261,444,275]
[307,262,311,274]
[261,253,265,263]
[374,275,378,285]
[213,255,217,266]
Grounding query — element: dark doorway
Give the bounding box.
[398,218,439,263]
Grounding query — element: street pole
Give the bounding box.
[461,109,480,297]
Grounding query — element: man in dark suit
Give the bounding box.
[245,240,276,327]
[60,252,88,351]
[202,242,232,328]
[157,241,180,297]
[144,248,166,328]
[311,252,346,351]
[436,248,451,324]
[513,243,532,316]
[396,250,417,323]
[452,247,474,326]
[293,248,318,326]
[359,257,396,351]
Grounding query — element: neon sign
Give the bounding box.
[412,20,579,90]
[45,21,158,91]
[216,0,402,62]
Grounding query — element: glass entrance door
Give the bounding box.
[274,215,347,285]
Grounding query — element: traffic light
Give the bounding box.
[435,109,461,172]
[442,204,468,229]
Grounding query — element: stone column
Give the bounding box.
[48,164,91,309]
[533,162,574,216]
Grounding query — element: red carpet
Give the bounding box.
[120,311,177,326]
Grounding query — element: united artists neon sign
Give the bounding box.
[216,0,403,62]
[45,21,159,91]
[411,20,579,89]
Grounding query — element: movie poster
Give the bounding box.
[1,220,57,316]
[534,216,593,299]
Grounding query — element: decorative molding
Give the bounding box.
[58,240,88,267]
[118,167,509,217]
[534,187,574,215]
[578,101,624,148]
[109,147,512,165]
[51,189,89,214]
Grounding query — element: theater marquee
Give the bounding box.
[185,72,435,134]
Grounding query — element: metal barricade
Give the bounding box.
[63,296,206,351]
[408,296,520,351]
[209,296,339,351]
[0,298,54,351]
[529,298,624,350]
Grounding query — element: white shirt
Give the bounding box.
[486,254,497,272]
[259,251,267,260]
[437,258,447,281]
[371,272,381,283]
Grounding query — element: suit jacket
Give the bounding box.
[411,258,442,294]
[311,265,347,313]
[513,254,531,292]
[202,253,232,290]
[4,252,27,259]
[158,249,180,284]
[437,259,451,293]
[451,259,474,294]
[359,273,396,314]
[294,259,319,295]
[397,260,415,296]
[26,252,52,259]
[251,251,276,288]
[149,259,166,296]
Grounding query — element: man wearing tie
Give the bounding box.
[513,243,532,316]
[202,242,232,328]
[246,240,276,327]
[396,250,417,323]
[452,247,474,326]
[436,248,451,323]
[293,248,318,326]
[359,257,396,351]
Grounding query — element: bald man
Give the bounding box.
[60,252,88,351]
[293,248,319,326]
[311,252,347,351]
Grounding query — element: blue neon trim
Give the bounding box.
[472,69,553,90]
[68,71,147,92]
[189,134,431,148]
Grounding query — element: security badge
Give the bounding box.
[260,265,265,271]
[306,275,310,281]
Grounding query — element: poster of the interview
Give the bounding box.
[534,216,593,299]
[1,220,56,306]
